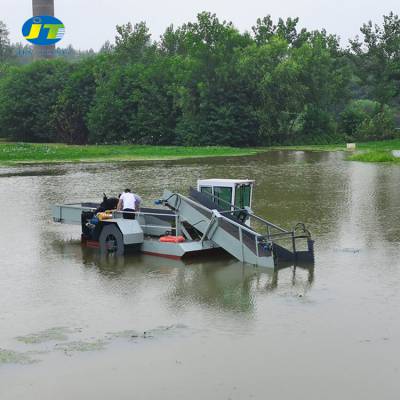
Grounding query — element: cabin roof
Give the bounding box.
[198,179,254,185]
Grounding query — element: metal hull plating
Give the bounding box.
[81,235,222,261]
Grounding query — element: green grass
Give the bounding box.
[269,139,400,164]
[0,142,259,165]
[344,139,400,164]
[347,151,399,163]
[1,139,400,166]
[354,139,400,151]
[268,144,346,152]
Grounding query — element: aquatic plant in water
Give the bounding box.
[0,348,38,365]
[15,327,74,344]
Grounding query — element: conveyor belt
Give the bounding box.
[162,189,314,267]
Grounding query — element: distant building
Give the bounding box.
[32,0,55,59]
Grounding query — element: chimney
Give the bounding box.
[32,0,55,59]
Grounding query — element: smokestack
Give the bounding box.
[32,0,55,59]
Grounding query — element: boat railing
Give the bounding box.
[169,191,312,262]
[52,203,181,235]
[113,210,182,236]
[189,189,291,239]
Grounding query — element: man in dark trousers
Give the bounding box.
[117,189,137,219]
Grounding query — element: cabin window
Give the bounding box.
[213,186,232,209]
[200,186,212,194]
[235,185,251,209]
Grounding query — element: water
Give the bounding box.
[1,151,399,399]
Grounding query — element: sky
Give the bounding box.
[1,0,398,50]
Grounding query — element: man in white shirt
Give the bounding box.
[117,189,137,220]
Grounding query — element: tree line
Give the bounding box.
[0,12,399,146]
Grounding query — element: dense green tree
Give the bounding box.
[171,12,257,146]
[100,40,114,54]
[0,60,72,141]
[0,21,12,63]
[340,99,395,140]
[237,38,297,144]
[294,31,351,140]
[53,57,101,144]
[87,54,179,144]
[0,12,397,145]
[350,12,400,106]
[114,21,155,63]
[252,15,309,48]
[236,29,351,144]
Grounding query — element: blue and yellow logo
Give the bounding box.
[22,16,65,45]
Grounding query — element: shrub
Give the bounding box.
[340,99,395,141]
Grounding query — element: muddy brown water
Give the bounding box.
[1,151,399,400]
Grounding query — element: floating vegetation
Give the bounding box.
[135,324,188,339]
[106,330,141,339]
[8,324,188,360]
[143,324,188,338]
[107,324,188,341]
[0,348,38,365]
[55,340,108,353]
[15,327,74,344]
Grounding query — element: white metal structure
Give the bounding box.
[51,180,314,268]
[197,179,254,214]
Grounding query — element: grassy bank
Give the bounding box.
[268,144,346,152]
[346,139,400,163]
[269,139,400,164]
[0,142,259,165]
[1,139,400,166]
[347,151,399,163]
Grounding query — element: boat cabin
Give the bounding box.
[197,179,254,211]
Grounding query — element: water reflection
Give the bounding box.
[50,237,315,313]
[267,261,314,291]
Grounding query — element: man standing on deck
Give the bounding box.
[117,189,138,220]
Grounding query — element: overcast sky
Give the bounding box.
[1,0,398,50]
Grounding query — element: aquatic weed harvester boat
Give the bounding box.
[52,179,314,268]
